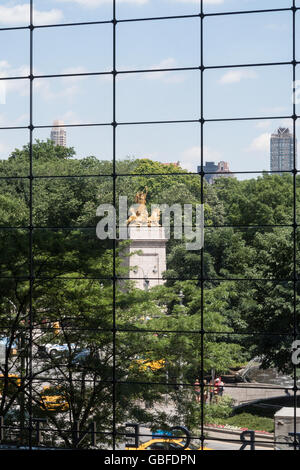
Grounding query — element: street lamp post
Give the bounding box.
[144,277,150,291]
[133,266,150,292]
[177,291,185,391]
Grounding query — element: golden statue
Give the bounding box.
[147,207,161,227]
[127,188,161,227]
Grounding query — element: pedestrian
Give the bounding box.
[209,379,214,403]
[215,377,224,400]
[194,378,201,403]
[213,377,219,397]
[219,377,224,397]
[203,379,208,403]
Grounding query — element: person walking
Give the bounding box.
[203,379,208,403]
[209,379,214,403]
[194,378,201,403]
[214,377,224,401]
[218,377,224,397]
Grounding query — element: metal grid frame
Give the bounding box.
[0,0,298,450]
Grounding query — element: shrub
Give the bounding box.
[204,396,234,423]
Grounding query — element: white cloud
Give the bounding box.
[248,133,270,153]
[174,0,224,3]
[57,0,148,6]
[255,120,272,130]
[181,146,200,171]
[219,69,258,84]
[0,113,30,158]
[57,0,223,6]
[34,8,63,24]
[151,58,177,70]
[0,142,10,155]
[256,119,292,131]
[32,65,94,101]
[182,146,199,158]
[145,58,186,83]
[14,113,29,124]
[277,119,294,130]
[203,146,222,162]
[62,66,89,75]
[0,61,10,70]
[0,114,9,126]
[34,78,81,102]
[0,5,63,25]
[260,106,289,114]
[181,145,222,171]
[0,111,29,127]
[146,58,176,79]
[164,74,186,84]
[118,58,185,83]
[0,63,30,98]
[266,23,288,32]
[59,110,83,125]
[60,66,111,82]
[60,66,90,83]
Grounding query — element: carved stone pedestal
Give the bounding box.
[124,226,167,290]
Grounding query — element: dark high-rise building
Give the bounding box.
[270,128,296,174]
[198,161,233,184]
[198,161,218,184]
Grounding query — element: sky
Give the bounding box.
[0,0,299,177]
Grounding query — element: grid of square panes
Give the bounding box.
[0,0,298,451]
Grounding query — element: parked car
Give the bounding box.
[72,348,90,364]
[38,343,76,358]
[72,348,105,366]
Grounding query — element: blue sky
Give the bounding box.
[0,0,299,177]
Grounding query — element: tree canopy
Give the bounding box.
[0,140,298,447]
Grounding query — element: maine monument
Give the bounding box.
[123,189,167,290]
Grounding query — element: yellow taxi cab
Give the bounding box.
[40,385,69,412]
[127,438,211,451]
[0,374,21,395]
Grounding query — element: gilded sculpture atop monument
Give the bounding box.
[127,188,161,227]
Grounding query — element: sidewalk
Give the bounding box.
[224,383,288,405]
[204,425,274,450]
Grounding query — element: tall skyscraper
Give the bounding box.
[270,128,296,173]
[50,120,67,147]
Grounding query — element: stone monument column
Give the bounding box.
[122,189,167,290]
[127,226,167,290]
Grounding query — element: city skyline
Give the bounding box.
[0,1,299,452]
[0,0,299,179]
